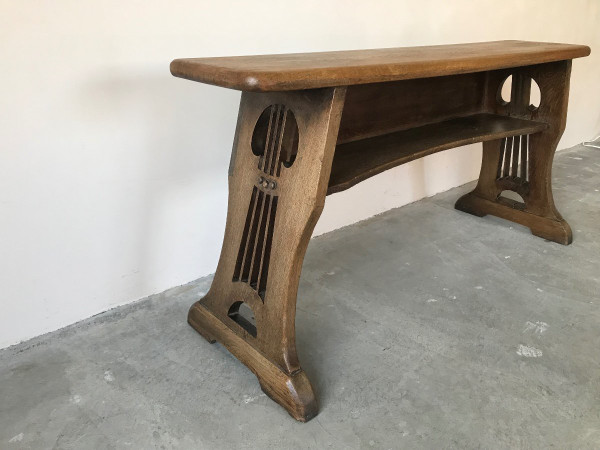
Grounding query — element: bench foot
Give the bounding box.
[188,302,318,421]
[455,192,572,245]
[258,370,318,423]
[187,308,217,344]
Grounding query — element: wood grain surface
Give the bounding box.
[171,41,590,91]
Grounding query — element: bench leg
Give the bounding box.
[455,61,573,245]
[188,87,346,421]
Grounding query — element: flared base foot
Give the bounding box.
[188,302,318,422]
[455,192,572,245]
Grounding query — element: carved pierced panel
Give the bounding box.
[233,104,298,300]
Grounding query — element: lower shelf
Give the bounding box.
[327,113,547,195]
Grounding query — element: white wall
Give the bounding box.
[1,0,599,348]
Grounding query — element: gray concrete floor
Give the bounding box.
[2,145,600,449]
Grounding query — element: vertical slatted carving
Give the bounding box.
[497,134,530,182]
[232,187,279,299]
[495,72,537,185]
[233,105,298,300]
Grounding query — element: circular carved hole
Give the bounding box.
[228,301,257,337]
[251,108,271,157]
[498,75,512,105]
[499,190,525,204]
[251,105,299,172]
[497,75,541,111]
[529,78,541,110]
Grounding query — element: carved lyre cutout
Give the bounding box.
[233,104,298,300]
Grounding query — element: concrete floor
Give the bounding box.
[1,145,599,449]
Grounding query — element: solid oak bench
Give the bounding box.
[170,41,590,421]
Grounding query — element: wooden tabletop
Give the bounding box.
[171,41,590,92]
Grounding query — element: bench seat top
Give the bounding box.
[170,40,590,92]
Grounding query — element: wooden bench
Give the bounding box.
[170,41,590,421]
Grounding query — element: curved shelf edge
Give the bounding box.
[327,113,547,195]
